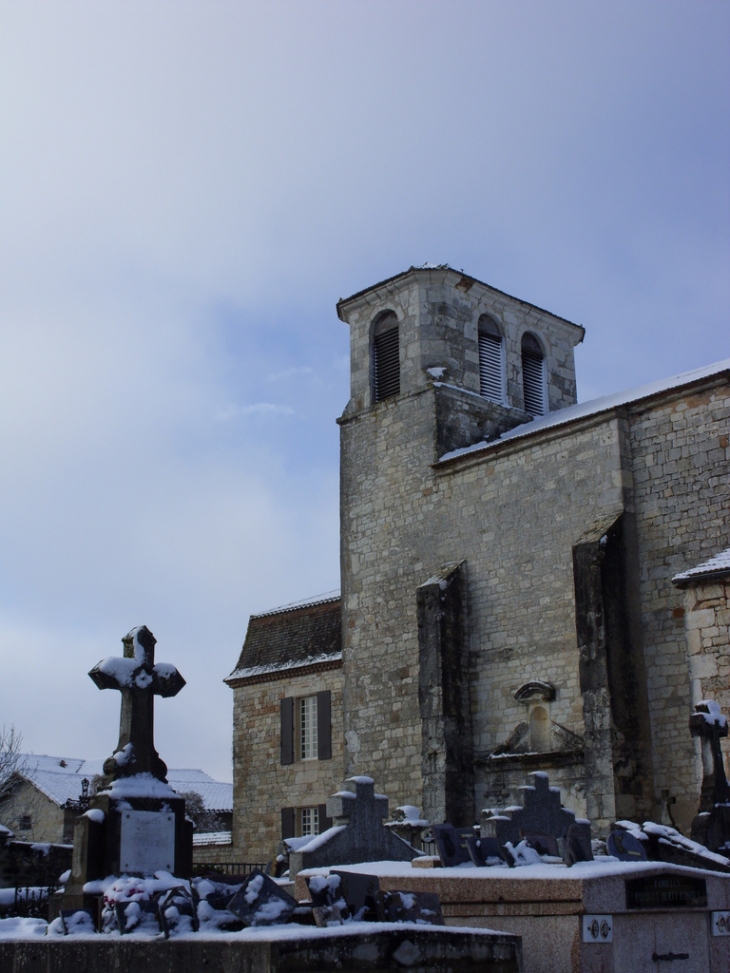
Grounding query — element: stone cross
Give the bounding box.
[690,700,730,810]
[327,776,389,832]
[89,626,185,782]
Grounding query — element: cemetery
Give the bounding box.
[1,628,730,970]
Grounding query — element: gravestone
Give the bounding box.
[481,771,592,867]
[375,889,444,925]
[432,824,475,867]
[288,776,420,878]
[466,835,505,867]
[607,830,648,863]
[62,626,192,918]
[227,870,298,926]
[690,700,730,853]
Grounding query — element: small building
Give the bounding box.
[225,593,343,863]
[0,755,232,849]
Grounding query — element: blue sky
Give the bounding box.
[0,1,728,784]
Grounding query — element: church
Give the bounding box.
[225,265,730,863]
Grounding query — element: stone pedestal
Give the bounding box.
[62,789,193,913]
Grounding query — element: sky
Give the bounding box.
[0,1,728,785]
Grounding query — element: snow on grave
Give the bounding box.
[61,626,193,926]
[288,776,420,879]
[226,871,298,927]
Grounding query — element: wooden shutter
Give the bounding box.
[281,806,295,839]
[281,697,294,765]
[317,690,332,760]
[522,352,545,416]
[478,332,503,402]
[318,803,332,832]
[373,327,400,402]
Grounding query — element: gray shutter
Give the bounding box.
[281,806,295,839]
[478,332,503,402]
[522,352,545,416]
[373,327,400,401]
[318,803,331,833]
[281,697,294,765]
[317,690,332,760]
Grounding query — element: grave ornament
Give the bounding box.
[690,700,730,853]
[61,627,192,922]
[481,771,593,867]
[89,625,185,782]
[288,776,420,879]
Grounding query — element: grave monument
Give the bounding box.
[62,626,192,914]
[690,700,730,853]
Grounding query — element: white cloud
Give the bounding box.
[0,0,727,781]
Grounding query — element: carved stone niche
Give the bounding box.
[488,679,585,768]
[513,681,557,704]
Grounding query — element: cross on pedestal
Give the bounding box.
[327,776,389,832]
[690,700,730,810]
[89,626,185,782]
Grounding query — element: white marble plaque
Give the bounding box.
[119,810,175,873]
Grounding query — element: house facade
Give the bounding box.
[227,266,730,860]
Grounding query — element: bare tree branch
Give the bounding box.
[0,725,26,800]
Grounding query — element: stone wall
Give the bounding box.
[340,336,729,833]
[629,382,730,832]
[231,664,344,863]
[0,834,71,888]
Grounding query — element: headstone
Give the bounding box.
[330,869,380,921]
[227,870,298,927]
[481,772,589,852]
[607,830,648,862]
[691,701,730,853]
[305,874,348,926]
[466,835,504,867]
[559,822,594,866]
[432,824,475,867]
[521,831,561,857]
[375,889,444,925]
[62,627,192,917]
[288,776,420,878]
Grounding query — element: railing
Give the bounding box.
[0,885,58,920]
[191,862,268,878]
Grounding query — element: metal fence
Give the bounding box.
[191,862,268,878]
[0,885,58,920]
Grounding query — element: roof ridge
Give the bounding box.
[251,589,341,619]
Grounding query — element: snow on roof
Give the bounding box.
[166,770,232,812]
[673,547,730,586]
[192,830,231,846]
[438,358,730,465]
[12,756,232,811]
[227,651,343,683]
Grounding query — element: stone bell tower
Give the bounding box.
[336,266,584,823]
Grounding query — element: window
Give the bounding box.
[521,332,546,416]
[281,690,332,764]
[19,814,32,831]
[371,311,400,403]
[281,803,332,839]
[478,315,504,403]
[299,695,318,760]
[300,806,319,837]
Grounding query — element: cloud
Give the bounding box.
[216,403,296,421]
[0,0,727,782]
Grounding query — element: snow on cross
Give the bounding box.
[88,626,185,782]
